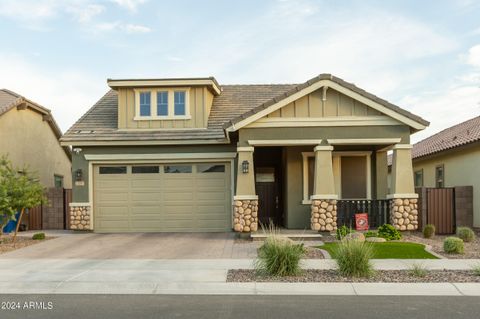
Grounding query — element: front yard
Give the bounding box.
[0,233,51,255]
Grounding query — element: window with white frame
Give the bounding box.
[135,89,189,119]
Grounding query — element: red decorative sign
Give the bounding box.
[355,213,369,231]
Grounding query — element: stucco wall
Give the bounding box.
[0,108,71,188]
[412,143,480,227]
[71,144,236,202]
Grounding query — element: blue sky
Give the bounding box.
[0,0,479,142]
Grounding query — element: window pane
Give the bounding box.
[414,171,423,187]
[174,91,186,115]
[132,166,159,174]
[308,157,315,197]
[139,92,151,116]
[198,164,225,173]
[164,165,192,173]
[54,175,63,188]
[157,91,168,116]
[99,166,127,174]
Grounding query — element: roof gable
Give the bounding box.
[224,74,429,132]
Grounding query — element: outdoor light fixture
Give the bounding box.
[75,169,83,182]
[73,148,82,155]
[242,160,249,174]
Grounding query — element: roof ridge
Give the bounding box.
[220,83,299,87]
[0,88,22,98]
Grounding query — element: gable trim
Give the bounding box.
[245,116,401,128]
[225,79,427,132]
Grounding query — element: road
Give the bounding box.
[1,295,479,319]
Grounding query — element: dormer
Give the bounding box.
[108,77,221,129]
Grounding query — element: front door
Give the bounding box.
[255,167,280,226]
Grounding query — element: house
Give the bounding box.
[60,74,429,233]
[0,89,72,189]
[410,116,480,228]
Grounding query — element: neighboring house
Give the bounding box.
[61,74,428,233]
[0,89,72,189]
[410,116,480,227]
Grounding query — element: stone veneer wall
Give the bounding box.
[233,200,258,232]
[69,205,91,230]
[390,198,418,231]
[311,199,338,232]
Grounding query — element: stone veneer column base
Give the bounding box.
[390,198,418,231]
[311,199,337,232]
[69,204,91,230]
[233,199,258,233]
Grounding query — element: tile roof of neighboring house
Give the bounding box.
[412,115,480,159]
[61,73,429,144]
[0,89,71,158]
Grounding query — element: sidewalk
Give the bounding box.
[0,258,479,295]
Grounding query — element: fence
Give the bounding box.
[25,188,72,231]
[336,199,390,229]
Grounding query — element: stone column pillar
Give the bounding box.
[233,146,258,233]
[387,144,418,231]
[69,203,92,230]
[310,145,338,232]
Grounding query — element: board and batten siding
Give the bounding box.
[117,87,214,129]
[266,88,382,118]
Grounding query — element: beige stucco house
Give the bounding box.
[0,89,72,189]
[61,74,428,233]
[410,116,480,227]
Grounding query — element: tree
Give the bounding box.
[0,156,45,241]
[0,157,17,238]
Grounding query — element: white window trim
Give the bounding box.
[301,151,371,204]
[134,88,191,120]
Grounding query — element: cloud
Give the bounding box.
[123,23,151,33]
[110,0,147,12]
[0,53,105,132]
[66,3,105,23]
[0,0,58,21]
[92,21,151,34]
[466,44,480,67]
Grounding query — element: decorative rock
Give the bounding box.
[233,199,258,233]
[326,205,333,212]
[234,201,242,207]
[389,197,419,231]
[398,206,404,213]
[325,218,333,224]
[311,198,337,231]
[319,219,326,226]
[344,232,365,242]
[319,213,326,220]
[319,208,326,214]
[406,224,414,230]
[398,218,404,225]
[314,213,320,218]
[234,224,243,232]
[400,225,407,231]
[394,198,403,206]
[325,224,333,231]
[394,212,402,219]
[366,237,387,243]
[312,223,321,231]
[326,212,333,218]
[402,212,409,218]
[313,206,319,213]
[403,199,410,206]
[320,202,329,209]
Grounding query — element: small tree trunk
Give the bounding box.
[12,208,25,246]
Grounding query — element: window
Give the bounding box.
[139,92,151,116]
[132,166,159,174]
[435,164,444,188]
[164,165,192,173]
[157,91,168,116]
[99,166,127,174]
[307,157,315,198]
[54,175,64,188]
[197,164,225,173]
[174,91,186,115]
[414,169,423,187]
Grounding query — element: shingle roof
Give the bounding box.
[224,74,429,129]
[412,116,480,159]
[0,89,22,116]
[61,84,297,143]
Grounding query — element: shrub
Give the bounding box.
[423,224,436,239]
[334,240,374,278]
[377,224,402,241]
[32,232,45,240]
[409,263,428,277]
[364,231,378,238]
[336,225,354,240]
[255,236,306,277]
[457,227,475,243]
[472,264,480,276]
[443,237,464,254]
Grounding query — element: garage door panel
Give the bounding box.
[94,162,231,232]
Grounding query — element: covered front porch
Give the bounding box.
[232,137,418,233]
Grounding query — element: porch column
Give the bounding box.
[375,150,388,199]
[387,144,419,231]
[310,145,338,232]
[233,146,258,233]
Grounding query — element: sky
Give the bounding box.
[0,0,479,143]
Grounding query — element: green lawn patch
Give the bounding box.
[319,242,438,259]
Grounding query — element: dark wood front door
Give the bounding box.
[256,167,280,226]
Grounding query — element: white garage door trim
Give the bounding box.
[88,158,234,231]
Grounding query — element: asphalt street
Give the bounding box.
[1,295,479,319]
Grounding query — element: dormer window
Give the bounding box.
[134,88,190,120]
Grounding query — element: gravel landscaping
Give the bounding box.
[227,269,480,283]
[0,235,52,254]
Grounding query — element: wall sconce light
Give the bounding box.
[75,169,83,182]
[73,148,82,155]
[242,160,249,174]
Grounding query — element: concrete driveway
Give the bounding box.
[0,232,259,259]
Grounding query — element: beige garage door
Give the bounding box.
[93,162,231,232]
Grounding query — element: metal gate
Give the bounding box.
[426,188,455,234]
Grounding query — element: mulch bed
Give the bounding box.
[0,236,53,254]
[227,269,480,283]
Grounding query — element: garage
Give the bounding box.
[93,162,232,232]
